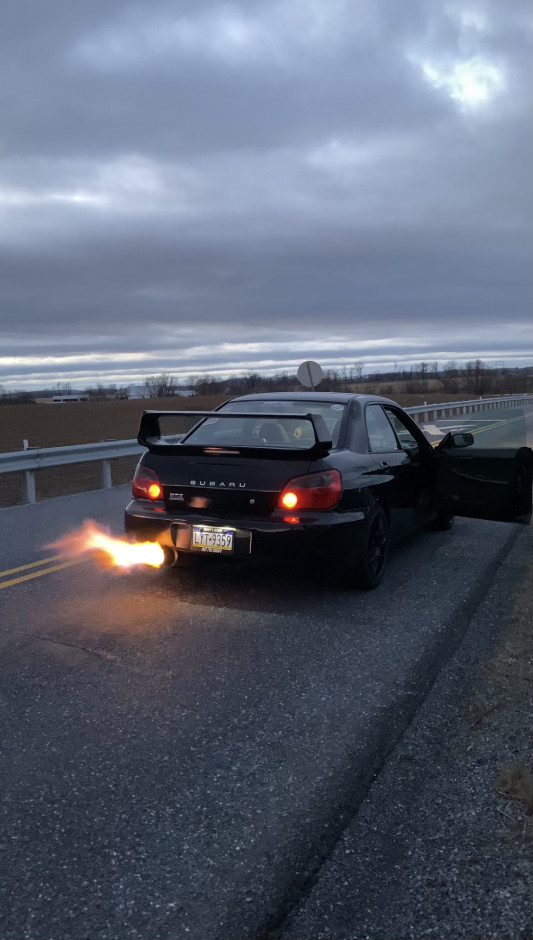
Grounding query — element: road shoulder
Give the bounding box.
[282,526,533,940]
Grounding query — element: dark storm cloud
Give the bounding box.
[0,0,531,390]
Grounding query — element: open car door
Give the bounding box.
[434,434,532,525]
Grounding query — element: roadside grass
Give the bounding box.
[467,540,533,847]
[496,764,533,816]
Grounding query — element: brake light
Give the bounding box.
[132,465,163,500]
[278,470,342,511]
[282,491,298,509]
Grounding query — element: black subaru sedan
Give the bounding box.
[124,393,532,588]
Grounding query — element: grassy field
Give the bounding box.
[0,390,487,508]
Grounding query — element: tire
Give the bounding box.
[354,504,389,590]
[432,511,455,531]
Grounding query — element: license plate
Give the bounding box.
[191,525,234,553]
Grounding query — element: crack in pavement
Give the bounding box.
[22,632,119,663]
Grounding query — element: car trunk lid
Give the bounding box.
[147,453,313,518]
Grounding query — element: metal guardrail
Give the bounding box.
[0,439,143,505]
[1,395,532,504]
[405,394,533,424]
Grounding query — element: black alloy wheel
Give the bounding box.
[355,503,389,590]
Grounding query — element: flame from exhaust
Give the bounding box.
[48,520,165,569]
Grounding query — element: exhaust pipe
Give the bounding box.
[162,547,179,567]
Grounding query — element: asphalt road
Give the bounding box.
[0,406,531,939]
[420,403,532,449]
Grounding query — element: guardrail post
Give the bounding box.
[101,460,112,489]
[24,470,36,505]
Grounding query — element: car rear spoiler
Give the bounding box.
[137,410,333,459]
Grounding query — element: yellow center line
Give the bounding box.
[429,410,533,447]
[0,557,87,590]
[0,554,64,578]
[471,411,533,436]
[472,419,511,435]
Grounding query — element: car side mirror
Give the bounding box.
[439,431,474,449]
[402,441,420,460]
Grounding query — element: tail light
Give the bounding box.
[132,465,163,501]
[278,470,342,511]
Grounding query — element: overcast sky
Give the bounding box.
[1,0,531,391]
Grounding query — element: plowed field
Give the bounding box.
[0,396,225,507]
[0,391,478,507]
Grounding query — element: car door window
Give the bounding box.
[365,405,399,453]
[383,409,419,452]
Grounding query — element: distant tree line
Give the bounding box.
[137,361,533,399]
[1,361,531,404]
[82,383,129,400]
[0,380,130,404]
[139,359,533,398]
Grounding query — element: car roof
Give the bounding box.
[226,391,399,407]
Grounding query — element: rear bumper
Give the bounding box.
[124,498,367,565]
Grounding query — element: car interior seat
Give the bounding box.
[258,421,291,444]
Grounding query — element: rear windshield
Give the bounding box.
[182,400,346,449]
